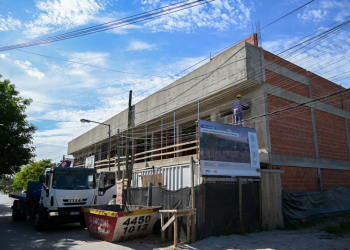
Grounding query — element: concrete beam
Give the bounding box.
[271,153,350,170]
[265,60,309,86]
[265,83,350,119]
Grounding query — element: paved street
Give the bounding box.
[0,193,165,250]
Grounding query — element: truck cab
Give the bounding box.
[10,167,119,231]
[34,167,97,230]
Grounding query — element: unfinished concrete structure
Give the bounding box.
[67,34,350,193]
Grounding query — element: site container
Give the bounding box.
[132,161,200,190]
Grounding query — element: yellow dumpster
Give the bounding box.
[82,205,161,242]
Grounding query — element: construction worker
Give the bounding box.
[232,94,250,126]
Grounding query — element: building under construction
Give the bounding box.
[68,34,350,193]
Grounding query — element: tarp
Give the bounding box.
[283,186,350,225]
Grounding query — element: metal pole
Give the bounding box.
[126,90,132,181]
[198,101,199,121]
[161,118,163,160]
[174,111,176,158]
[145,123,147,162]
[108,124,111,171]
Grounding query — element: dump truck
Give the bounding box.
[10,167,118,231]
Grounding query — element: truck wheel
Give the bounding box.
[34,210,44,231]
[12,201,20,222]
[20,213,27,221]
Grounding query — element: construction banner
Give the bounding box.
[198,120,260,177]
[85,156,95,169]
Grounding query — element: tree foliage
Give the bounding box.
[13,159,55,190]
[0,75,37,178]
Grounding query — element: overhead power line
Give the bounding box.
[0,0,214,52]
[131,0,316,99]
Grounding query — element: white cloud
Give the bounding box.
[14,60,45,79]
[107,24,142,34]
[297,9,328,23]
[0,15,21,32]
[297,0,350,23]
[23,0,107,38]
[142,0,251,33]
[127,40,157,51]
[0,54,6,59]
[50,51,109,76]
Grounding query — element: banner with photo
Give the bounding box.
[199,120,260,177]
[85,156,95,169]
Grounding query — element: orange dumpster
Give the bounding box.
[82,205,161,242]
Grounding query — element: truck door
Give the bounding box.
[41,172,52,208]
[96,171,117,205]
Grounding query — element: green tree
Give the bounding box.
[0,75,37,179]
[13,159,56,190]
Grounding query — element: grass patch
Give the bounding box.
[277,217,326,231]
[324,217,350,237]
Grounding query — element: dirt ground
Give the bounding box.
[167,219,350,250]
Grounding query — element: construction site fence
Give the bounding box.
[124,182,260,241]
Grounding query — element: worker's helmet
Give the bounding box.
[237,94,242,98]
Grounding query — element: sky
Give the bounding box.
[0,0,349,163]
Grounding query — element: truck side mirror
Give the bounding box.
[39,174,45,184]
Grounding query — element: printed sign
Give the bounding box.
[85,156,95,169]
[116,181,123,205]
[199,120,260,177]
[57,160,71,168]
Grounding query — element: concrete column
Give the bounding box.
[311,107,321,190]
[340,85,346,111]
[345,118,350,159]
[317,168,322,191]
[210,111,217,122]
[263,87,272,168]
[259,48,266,82]
[310,108,319,159]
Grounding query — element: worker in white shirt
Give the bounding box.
[232,94,250,126]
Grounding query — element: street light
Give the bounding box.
[80,119,111,171]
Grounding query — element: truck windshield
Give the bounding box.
[52,173,96,190]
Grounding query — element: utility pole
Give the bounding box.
[125,90,132,185]
[108,124,111,171]
[117,129,121,180]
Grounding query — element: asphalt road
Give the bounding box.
[0,193,165,250]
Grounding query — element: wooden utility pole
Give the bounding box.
[125,90,132,186]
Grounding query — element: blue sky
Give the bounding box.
[0,0,349,163]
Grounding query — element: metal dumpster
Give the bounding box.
[82,205,161,242]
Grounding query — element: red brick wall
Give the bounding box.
[268,95,315,158]
[321,169,350,189]
[265,69,309,97]
[214,34,257,59]
[263,50,307,76]
[307,72,342,109]
[273,166,319,193]
[342,87,350,111]
[314,110,349,161]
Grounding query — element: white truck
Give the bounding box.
[10,167,118,231]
